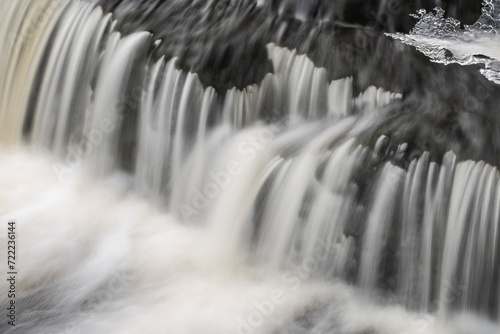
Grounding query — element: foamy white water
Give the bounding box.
[0,148,440,334]
[1,0,500,333]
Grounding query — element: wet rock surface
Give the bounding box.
[95,0,500,170]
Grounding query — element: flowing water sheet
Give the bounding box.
[0,0,499,333]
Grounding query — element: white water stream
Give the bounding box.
[0,1,499,333]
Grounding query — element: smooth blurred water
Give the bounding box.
[0,1,499,333]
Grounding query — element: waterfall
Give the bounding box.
[1,0,499,333]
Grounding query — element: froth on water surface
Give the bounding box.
[2,147,497,334]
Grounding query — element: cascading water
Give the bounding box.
[0,0,499,333]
